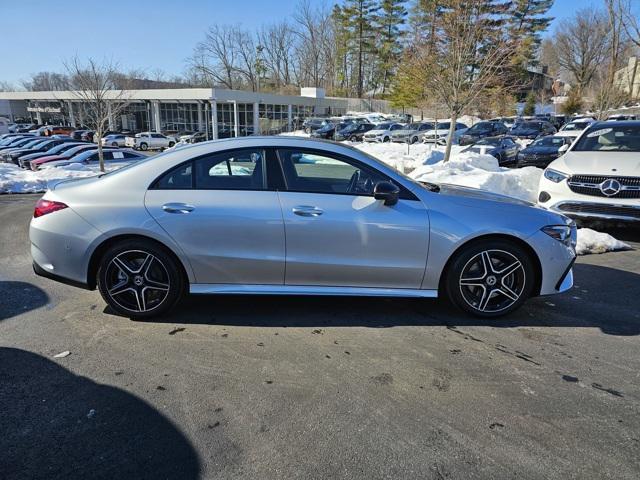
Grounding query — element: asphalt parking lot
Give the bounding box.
[1,194,639,480]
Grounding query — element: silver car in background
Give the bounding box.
[391,122,435,144]
[30,137,576,319]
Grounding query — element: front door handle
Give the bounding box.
[292,206,323,217]
[162,203,195,214]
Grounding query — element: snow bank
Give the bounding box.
[407,147,542,203]
[576,228,631,255]
[0,162,131,194]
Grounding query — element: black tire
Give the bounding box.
[410,136,418,144]
[383,136,390,142]
[111,142,118,147]
[444,239,535,318]
[168,141,175,147]
[97,239,185,319]
[349,135,358,142]
[139,142,148,151]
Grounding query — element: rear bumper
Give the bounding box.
[32,261,90,290]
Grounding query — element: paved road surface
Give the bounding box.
[1,194,639,479]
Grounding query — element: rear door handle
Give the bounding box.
[162,203,195,214]
[292,206,323,217]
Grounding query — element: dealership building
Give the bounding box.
[0,87,398,138]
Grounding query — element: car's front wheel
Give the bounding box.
[444,239,535,317]
[139,143,148,151]
[97,240,185,319]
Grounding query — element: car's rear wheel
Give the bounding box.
[139,143,148,151]
[168,141,175,147]
[444,239,535,317]
[411,136,418,144]
[97,240,185,319]
[383,136,390,142]
[349,135,358,142]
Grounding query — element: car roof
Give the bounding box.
[589,120,640,128]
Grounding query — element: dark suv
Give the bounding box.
[458,121,509,145]
[334,123,376,141]
[508,121,557,140]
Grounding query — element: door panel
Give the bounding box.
[146,190,285,284]
[278,192,429,289]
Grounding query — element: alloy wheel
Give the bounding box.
[458,249,525,313]
[105,250,170,313]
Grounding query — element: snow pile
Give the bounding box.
[408,148,543,203]
[353,142,436,173]
[0,162,130,194]
[576,228,631,255]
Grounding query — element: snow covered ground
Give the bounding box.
[0,162,133,194]
[0,138,632,256]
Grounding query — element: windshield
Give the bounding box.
[515,122,541,129]
[376,123,391,130]
[435,122,451,130]
[562,122,587,132]
[407,123,422,129]
[572,125,640,152]
[467,122,491,133]
[531,136,566,147]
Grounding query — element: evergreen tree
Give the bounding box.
[561,88,583,116]
[523,90,537,115]
[508,0,554,65]
[342,0,380,97]
[377,0,408,95]
[332,5,352,96]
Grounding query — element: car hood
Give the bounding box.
[521,146,559,155]
[420,182,533,207]
[510,128,538,135]
[366,129,387,135]
[548,151,640,176]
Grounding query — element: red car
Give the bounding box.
[30,145,116,170]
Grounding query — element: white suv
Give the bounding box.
[538,121,640,222]
[362,122,404,142]
[125,132,175,151]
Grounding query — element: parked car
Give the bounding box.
[2,137,75,164]
[555,118,595,141]
[0,136,43,153]
[458,121,509,145]
[607,114,637,121]
[490,117,517,129]
[421,122,468,143]
[311,122,344,139]
[125,132,175,151]
[390,122,435,144]
[537,121,640,223]
[38,148,145,170]
[101,134,127,147]
[516,136,573,168]
[81,130,95,142]
[44,126,75,136]
[18,142,85,168]
[508,121,556,140]
[362,123,405,143]
[30,145,118,170]
[30,137,576,320]
[303,118,330,134]
[462,136,520,166]
[179,131,207,144]
[334,122,376,141]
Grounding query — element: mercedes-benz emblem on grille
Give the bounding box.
[599,178,621,196]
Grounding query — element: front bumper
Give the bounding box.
[538,175,640,222]
[526,228,576,295]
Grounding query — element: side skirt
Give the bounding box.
[190,284,438,298]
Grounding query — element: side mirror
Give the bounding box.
[374,181,400,206]
[558,144,569,153]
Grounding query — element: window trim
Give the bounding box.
[149,147,269,191]
[274,147,419,201]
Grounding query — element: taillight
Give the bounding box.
[34,199,68,218]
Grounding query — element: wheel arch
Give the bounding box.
[86,234,190,290]
[438,233,543,297]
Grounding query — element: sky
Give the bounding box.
[0,0,603,87]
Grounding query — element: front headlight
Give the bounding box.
[543,168,568,183]
[541,224,574,248]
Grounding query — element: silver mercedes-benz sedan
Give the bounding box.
[30,137,576,319]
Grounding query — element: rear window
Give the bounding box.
[572,125,640,152]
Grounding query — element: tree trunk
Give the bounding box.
[97,134,105,173]
[443,111,458,163]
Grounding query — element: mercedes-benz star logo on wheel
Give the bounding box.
[599,178,621,197]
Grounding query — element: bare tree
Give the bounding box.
[22,72,70,91]
[191,25,240,89]
[0,81,16,91]
[64,57,132,172]
[553,8,609,94]
[404,0,521,162]
[619,0,640,48]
